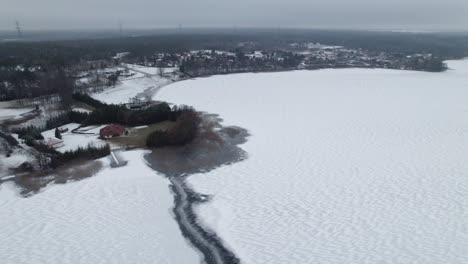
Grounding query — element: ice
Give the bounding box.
[0,150,200,264]
[157,60,468,263]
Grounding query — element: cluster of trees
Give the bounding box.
[31,141,110,169]
[14,126,45,146]
[146,110,200,148]
[83,103,177,127]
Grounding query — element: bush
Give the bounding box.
[16,127,44,141]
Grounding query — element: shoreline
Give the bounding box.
[144,115,249,264]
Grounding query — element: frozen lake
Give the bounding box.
[157,60,468,263]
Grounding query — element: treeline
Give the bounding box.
[73,93,184,127]
[72,92,106,108]
[49,144,110,169]
[32,141,110,169]
[0,67,74,102]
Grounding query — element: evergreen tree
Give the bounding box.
[55,128,62,140]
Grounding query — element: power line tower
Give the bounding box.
[118,20,123,38]
[15,20,22,39]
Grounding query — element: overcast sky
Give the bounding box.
[0,0,467,31]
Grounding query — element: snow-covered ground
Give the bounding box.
[0,150,200,264]
[91,76,172,105]
[72,107,91,113]
[41,123,106,153]
[157,60,468,263]
[0,101,34,121]
[0,150,32,178]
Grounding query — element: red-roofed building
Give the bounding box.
[100,124,127,139]
[46,138,64,149]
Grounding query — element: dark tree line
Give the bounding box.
[50,144,110,169]
[146,110,200,148]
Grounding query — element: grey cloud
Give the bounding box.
[0,0,466,31]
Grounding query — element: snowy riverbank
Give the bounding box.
[0,150,200,264]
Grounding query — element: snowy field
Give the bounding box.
[41,123,107,153]
[124,64,177,75]
[157,60,468,263]
[0,150,200,264]
[0,101,34,121]
[91,76,172,105]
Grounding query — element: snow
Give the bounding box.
[124,64,177,75]
[0,150,200,264]
[91,76,172,105]
[0,101,34,121]
[72,107,91,113]
[157,60,468,263]
[41,123,106,153]
[0,151,31,177]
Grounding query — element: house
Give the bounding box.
[125,96,150,111]
[100,124,128,139]
[46,138,64,149]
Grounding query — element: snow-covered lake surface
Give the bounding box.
[157,60,468,263]
[0,150,200,264]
